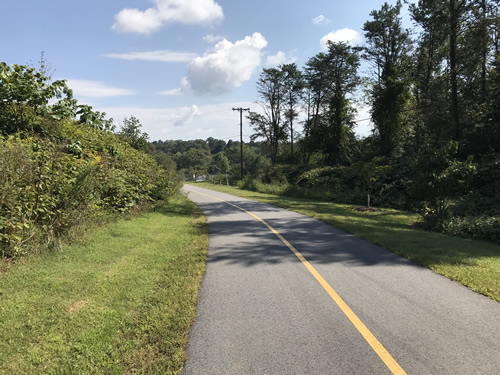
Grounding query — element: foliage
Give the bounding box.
[0,135,99,256]
[411,142,477,230]
[0,121,177,257]
[280,63,304,157]
[0,61,178,258]
[443,216,500,243]
[0,63,71,134]
[363,0,413,156]
[0,62,116,135]
[116,115,149,151]
[75,104,115,131]
[303,41,361,164]
[175,148,212,180]
[248,67,289,165]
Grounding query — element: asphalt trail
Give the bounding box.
[182,184,500,375]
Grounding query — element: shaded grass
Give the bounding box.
[195,182,500,302]
[0,194,207,374]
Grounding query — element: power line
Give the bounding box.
[355,117,371,123]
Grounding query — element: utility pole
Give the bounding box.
[232,107,249,180]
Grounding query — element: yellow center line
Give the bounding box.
[187,187,407,375]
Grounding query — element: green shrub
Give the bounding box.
[0,135,101,256]
[444,216,500,243]
[257,165,288,184]
[0,122,177,258]
[411,142,476,230]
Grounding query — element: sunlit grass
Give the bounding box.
[195,182,500,302]
[0,194,208,374]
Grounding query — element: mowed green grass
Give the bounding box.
[195,182,500,302]
[0,194,207,374]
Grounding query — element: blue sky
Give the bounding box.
[1,0,409,142]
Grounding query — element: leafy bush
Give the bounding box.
[296,166,337,187]
[444,216,500,243]
[0,122,177,258]
[257,165,288,184]
[411,142,476,230]
[0,135,101,256]
[0,62,178,258]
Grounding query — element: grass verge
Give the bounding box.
[195,182,499,302]
[0,193,207,374]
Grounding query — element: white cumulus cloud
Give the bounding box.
[66,79,135,97]
[105,50,197,62]
[266,51,296,67]
[320,28,361,50]
[312,15,330,25]
[181,32,268,96]
[112,0,224,35]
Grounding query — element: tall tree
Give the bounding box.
[248,68,288,165]
[280,63,304,157]
[409,0,495,145]
[304,41,360,164]
[363,0,413,156]
[410,1,450,146]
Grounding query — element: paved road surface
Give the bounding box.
[182,184,500,375]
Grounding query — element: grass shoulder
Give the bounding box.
[194,182,499,302]
[0,193,207,374]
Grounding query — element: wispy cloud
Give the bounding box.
[160,88,182,96]
[105,50,197,62]
[203,34,225,43]
[174,105,199,127]
[312,15,331,25]
[100,101,255,141]
[66,79,135,97]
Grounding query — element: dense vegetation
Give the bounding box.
[0,61,178,258]
[155,0,500,244]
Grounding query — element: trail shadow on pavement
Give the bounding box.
[196,200,415,269]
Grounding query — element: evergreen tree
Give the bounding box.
[363,0,413,157]
[304,41,360,164]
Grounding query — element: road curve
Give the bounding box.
[182,184,500,375]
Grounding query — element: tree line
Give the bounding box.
[153,0,500,243]
[244,0,500,242]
